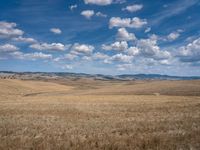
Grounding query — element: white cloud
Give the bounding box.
[0,44,19,52]
[126,46,140,56]
[84,0,124,5]
[0,21,24,38]
[159,59,171,65]
[24,52,52,60]
[69,4,77,11]
[102,41,128,51]
[82,56,93,61]
[30,42,67,51]
[53,44,95,62]
[53,57,61,62]
[122,4,143,12]
[9,51,25,59]
[117,63,133,71]
[71,43,94,55]
[109,17,147,29]
[10,51,52,60]
[84,0,112,5]
[50,28,62,34]
[64,53,78,60]
[145,27,151,33]
[117,28,136,41]
[137,38,171,60]
[110,53,133,63]
[140,58,172,66]
[62,64,73,70]
[113,0,126,4]
[12,36,37,43]
[149,34,158,41]
[81,10,95,19]
[0,22,16,28]
[53,53,78,62]
[93,52,109,60]
[167,32,180,41]
[185,35,197,42]
[96,12,107,18]
[178,37,200,62]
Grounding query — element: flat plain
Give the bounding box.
[0,79,200,150]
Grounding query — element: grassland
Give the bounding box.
[0,79,200,150]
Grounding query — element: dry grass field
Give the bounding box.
[0,79,200,150]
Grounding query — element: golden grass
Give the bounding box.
[0,79,200,149]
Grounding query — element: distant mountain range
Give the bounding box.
[0,71,200,80]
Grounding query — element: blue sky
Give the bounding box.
[0,0,200,76]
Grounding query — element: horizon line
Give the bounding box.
[1,70,200,78]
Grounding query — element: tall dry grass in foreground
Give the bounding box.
[0,79,200,150]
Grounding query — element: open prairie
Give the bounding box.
[0,79,200,150]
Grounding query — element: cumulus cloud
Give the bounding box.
[167,32,180,41]
[10,51,52,60]
[0,44,19,52]
[161,29,183,41]
[122,4,143,12]
[126,46,140,56]
[141,58,172,66]
[12,36,37,43]
[69,4,77,11]
[30,42,68,51]
[0,21,38,44]
[81,10,95,19]
[30,43,70,51]
[110,53,133,63]
[0,43,23,60]
[109,17,147,29]
[64,53,78,60]
[117,28,136,41]
[71,43,94,55]
[0,21,24,38]
[96,12,107,18]
[93,52,109,60]
[53,44,95,62]
[24,52,52,60]
[50,28,62,34]
[84,0,112,5]
[101,35,171,66]
[149,34,159,41]
[177,37,200,62]
[102,41,128,51]
[137,38,171,60]
[84,0,125,5]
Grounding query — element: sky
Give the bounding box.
[0,0,200,76]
